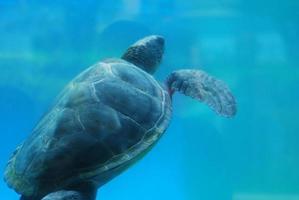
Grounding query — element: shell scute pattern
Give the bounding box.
[67,60,172,179]
[4,60,172,197]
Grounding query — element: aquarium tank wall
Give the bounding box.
[0,0,299,200]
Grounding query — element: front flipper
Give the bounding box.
[166,69,237,117]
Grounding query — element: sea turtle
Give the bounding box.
[4,35,237,200]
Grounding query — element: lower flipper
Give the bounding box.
[41,182,97,200]
[166,69,237,117]
[41,186,97,200]
[41,190,85,200]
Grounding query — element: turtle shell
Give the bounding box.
[4,59,172,198]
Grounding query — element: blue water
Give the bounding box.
[1,1,299,200]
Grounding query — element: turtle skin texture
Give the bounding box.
[4,59,172,199]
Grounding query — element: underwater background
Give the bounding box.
[1,0,299,200]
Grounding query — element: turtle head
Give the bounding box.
[121,35,164,74]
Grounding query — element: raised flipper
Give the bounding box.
[166,69,237,117]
